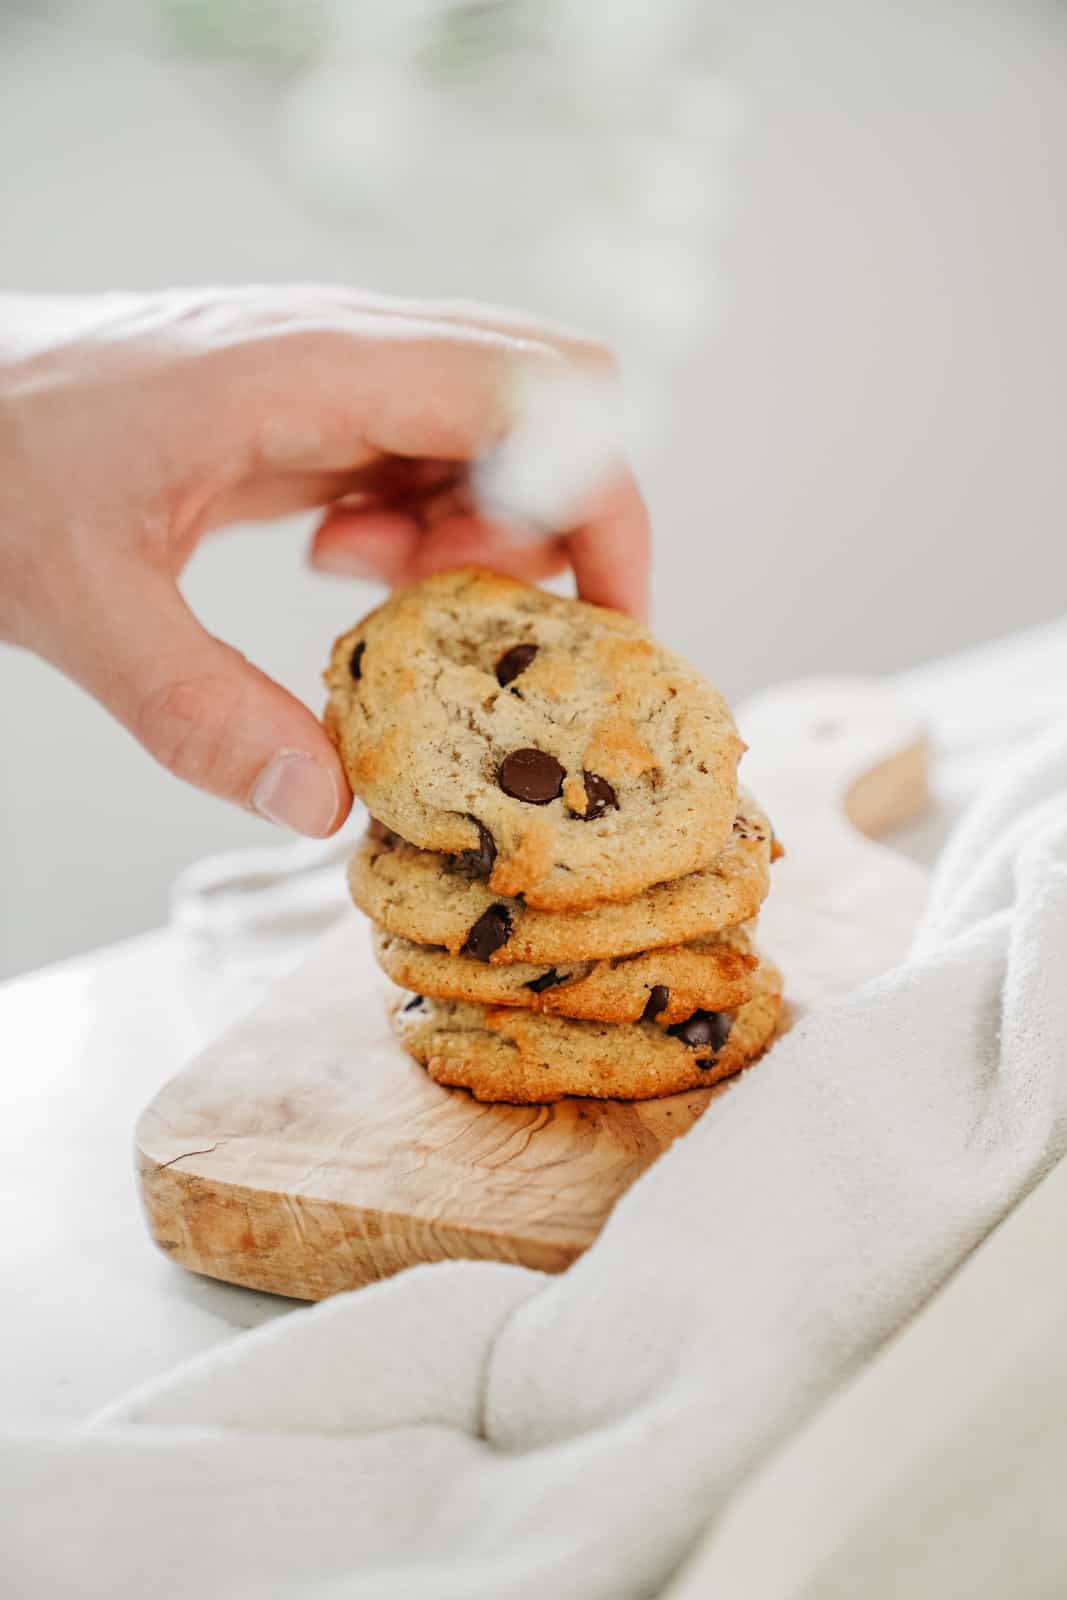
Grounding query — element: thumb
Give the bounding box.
[69,571,350,837]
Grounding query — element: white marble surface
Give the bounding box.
[4,617,1067,1426]
[0,934,299,1425]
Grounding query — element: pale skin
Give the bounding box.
[0,286,650,837]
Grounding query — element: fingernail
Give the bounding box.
[311,544,381,578]
[251,750,340,837]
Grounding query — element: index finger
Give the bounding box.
[225,312,568,470]
[235,283,616,370]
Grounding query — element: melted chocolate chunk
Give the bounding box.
[643,984,670,1021]
[402,994,424,1012]
[526,968,564,994]
[574,771,619,821]
[462,904,513,961]
[349,640,366,680]
[453,821,497,878]
[495,643,539,687]
[667,1010,732,1054]
[499,748,565,805]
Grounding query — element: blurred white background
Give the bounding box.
[1,0,1065,978]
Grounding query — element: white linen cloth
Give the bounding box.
[4,691,1067,1595]
[667,1135,1067,1599]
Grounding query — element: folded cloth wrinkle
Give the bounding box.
[7,722,1067,1596]
[913,721,1067,956]
[94,1261,541,1440]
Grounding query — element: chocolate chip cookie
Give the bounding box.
[389,957,783,1103]
[324,569,743,910]
[349,793,774,964]
[373,923,759,1025]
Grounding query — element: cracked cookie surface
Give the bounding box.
[324,569,742,909]
[373,923,759,1025]
[348,792,774,964]
[389,957,783,1103]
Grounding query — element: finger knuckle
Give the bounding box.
[136,671,244,790]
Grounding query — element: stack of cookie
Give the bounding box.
[324,569,782,1104]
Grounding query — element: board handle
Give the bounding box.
[737,677,931,1010]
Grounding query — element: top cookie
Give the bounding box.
[324,569,742,910]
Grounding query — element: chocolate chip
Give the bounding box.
[402,994,424,1012]
[575,771,619,820]
[495,643,538,686]
[462,904,512,961]
[667,1010,732,1054]
[349,641,366,680]
[453,821,497,878]
[499,748,565,804]
[526,968,564,994]
[643,984,670,1021]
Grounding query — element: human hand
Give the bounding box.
[0,287,650,836]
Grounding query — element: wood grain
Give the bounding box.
[137,675,930,1301]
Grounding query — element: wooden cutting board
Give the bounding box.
[136,677,930,1301]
